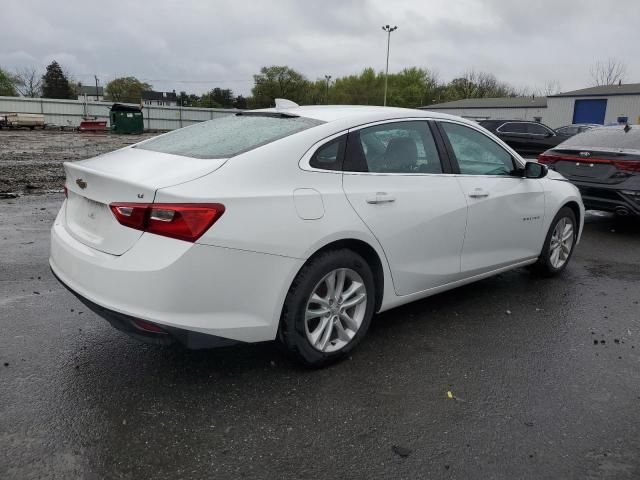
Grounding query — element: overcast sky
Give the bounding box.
[2,0,638,98]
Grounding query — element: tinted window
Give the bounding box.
[557,126,577,136]
[309,136,345,170]
[344,121,442,174]
[527,123,552,135]
[136,114,323,159]
[441,122,515,176]
[499,122,527,134]
[560,127,640,150]
[479,120,502,132]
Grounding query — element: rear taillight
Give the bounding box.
[64,186,68,198]
[109,203,225,242]
[615,161,640,173]
[538,152,640,173]
[538,153,561,165]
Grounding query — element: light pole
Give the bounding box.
[382,24,397,106]
[324,75,332,105]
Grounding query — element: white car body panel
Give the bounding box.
[342,172,467,295]
[50,105,585,344]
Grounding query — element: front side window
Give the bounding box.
[441,122,515,176]
[527,123,552,135]
[344,121,443,174]
[499,122,527,134]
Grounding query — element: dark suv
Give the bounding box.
[539,125,640,217]
[479,120,564,155]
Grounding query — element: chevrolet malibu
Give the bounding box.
[50,103,584,366]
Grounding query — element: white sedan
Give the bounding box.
[50,103,584,366]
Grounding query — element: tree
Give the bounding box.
[0,67,18,96]
[14,67,43,97]
[234,95,248,109]
[41,61,74,99]
[386,67,440,107]
[105,76,152,103]
[590,58,627,86]
[200,88,235,108]
[447,70,517,100]
[331,68,383,106]
[251,66,310,108]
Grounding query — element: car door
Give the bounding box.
[436,120,546,275]
[527,123,561,153]
[341,120,468,296]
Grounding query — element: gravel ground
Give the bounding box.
[0,130,158,195]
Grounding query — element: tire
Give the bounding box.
[532,206,577,276]
[278,249,376,367]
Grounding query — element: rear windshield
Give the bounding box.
[135,113,323,159]
[560,126,640,150]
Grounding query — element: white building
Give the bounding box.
[421,83,640,128]
[545,83,640,127]
[77,85,104,101]
[419,97,548,123]
[141,90,178,107]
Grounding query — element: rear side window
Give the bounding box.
[344,121,443,174]
[560,127,640,150]
[309,135,346,170]
[441,122,515,176]
[135,114,323,159]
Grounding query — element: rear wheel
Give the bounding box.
[279,249,376,367]
[532,207,577,276]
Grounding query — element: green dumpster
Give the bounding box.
[110,104,144,134]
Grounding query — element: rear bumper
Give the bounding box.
[573,182,640,215]
[50,207,304,344]
[53,268,237,348]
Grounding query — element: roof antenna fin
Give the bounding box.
[275,98,299,109]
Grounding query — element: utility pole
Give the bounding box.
[382,24,397,107]
[324,75,332,105]
[94,75,99,101]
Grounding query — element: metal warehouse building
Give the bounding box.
[421,83,640,128]
[419,96,548,123]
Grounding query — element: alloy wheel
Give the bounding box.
[549,217,575,269]
[304,268,368,353]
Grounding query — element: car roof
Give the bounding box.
[255,105,464,124]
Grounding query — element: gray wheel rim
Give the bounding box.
[304,268,367,353]
[549,216,575,269]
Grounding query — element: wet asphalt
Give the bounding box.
[1,194,639,480]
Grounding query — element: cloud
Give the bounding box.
[1,0,638,96]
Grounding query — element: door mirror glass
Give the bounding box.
[525,161,548,179]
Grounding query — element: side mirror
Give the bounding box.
[525,161,548,179]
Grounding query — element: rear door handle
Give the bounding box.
[468,188,490,198]
[366,192,396,204]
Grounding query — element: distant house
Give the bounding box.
[141,90,178,107]
[77,85,104,101]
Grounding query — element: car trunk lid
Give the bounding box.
[63,147,227,255]
[539,148,640,184]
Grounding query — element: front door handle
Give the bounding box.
[366,192,396,204]
[468,188,490,198]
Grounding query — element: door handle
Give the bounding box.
[468,188,490,198]
[366,192,396,204]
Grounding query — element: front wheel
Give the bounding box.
[278,249,376,367]
[532,206,577,276]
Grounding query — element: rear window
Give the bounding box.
[560,127,640,150]
[135,113,323,159]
